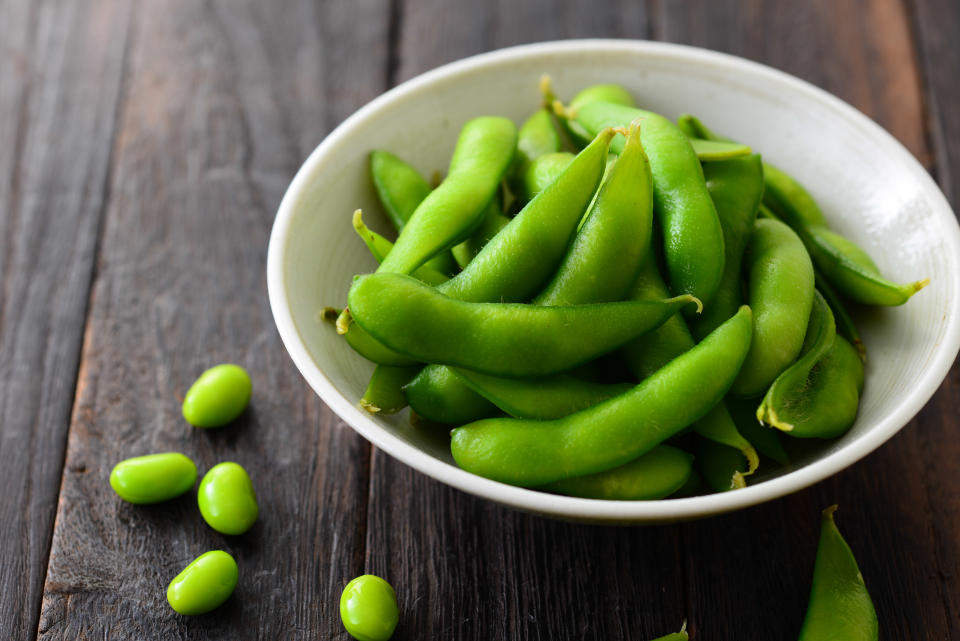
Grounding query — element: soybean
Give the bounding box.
[198,462,259,535]
[340,574,399,641]
[166,550,238,616]
[182,364,252,428]
[109,453,197,504]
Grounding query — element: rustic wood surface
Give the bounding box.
[0,0,956,638]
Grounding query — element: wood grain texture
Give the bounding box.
[0,0,132,638]
[36,0,389,638]
[656,1,955,638]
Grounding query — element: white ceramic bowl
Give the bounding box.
[267,40,960,523]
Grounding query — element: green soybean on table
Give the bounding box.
[2,0,958,639]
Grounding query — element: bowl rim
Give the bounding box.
[267,38,960,523]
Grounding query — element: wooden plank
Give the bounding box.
[36,0,390,638]
[370,4,694,640]
[0,0,132,638]
[656,0,955,638]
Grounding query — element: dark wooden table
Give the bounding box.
[2,0,958,638]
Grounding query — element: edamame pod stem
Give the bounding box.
[680,113,927,306]
[815,271,865,361]
[624,252,758,474]
[542,445,693,500]
[450,306,753,487]
[689,155,765,340]
[453,368,631,420]
[369,150,457,276]
[348,272,699,379]
[544,79,637,148]
[731,218,815,398]
[439,130,615,303]
[352,210,448,286]
[403,364,498,424]
[360,365,421,414]
[798,506,878,641]
[534,122,653,305]
[378,116,517,275]
[563,101,725,306]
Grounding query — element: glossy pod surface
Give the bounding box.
[348,272,697,379]
[198,462,259,535]
[403,364,497,425]
[360,365,420,415]
[182,364,252,428]
[166,550,238,616]
[109,453,197,504]
[543,445,693,500]
[798,507,878,640]
[340,574,400,641]
[450,306,753,486]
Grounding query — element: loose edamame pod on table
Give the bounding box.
[167,550,239,616]
[559,100,725,307]
[198,462,259,535]
[542,444,693,500]
[376,116,517,276]
[340,574,400,641]
[533,121,653,306]
[450,306,752,487]
[109,453,197,504]
[348,272,698,378]
[798,506,878,641]
[730,218,815,398]
[369,150,457,277]
[182,364,252,428]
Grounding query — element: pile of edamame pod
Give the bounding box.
[328,77,928,498]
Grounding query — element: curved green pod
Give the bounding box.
[451,201,510,269]
[359,365,420,415]
[726,395,790,466]
[798,506,878,640]
[689,155,765,339]
[322,308,418,367]
[688,138,752,161]
[697,437,749,492]
[348,272,698,379]
[510,107,562,188]
[450,306,753,487]
[731,218,815,398]
[760,335,863,439]
[557,82,637,147]
[542,445,693,500]
[623,252,758,473]
[438,130,615,303]
[403,364,498,425]
[564,101,725,306]
[521,151,575,202]
[352,210,448,286]
[534,122,653,305]
[369,150,456,276]
[452,369,631,420]
[815,272,865,361]
[378,116,517,275]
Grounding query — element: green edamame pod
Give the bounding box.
[403,364,498,425]
[378,116,517,275]
[697,437,748,492]
[520,151,575,203]
[560,82,637,147]
[453,368,631,420]
[624,252,758,473]
[688,138,752,161]
[510,107,562,187]
[798,506,878,640]
[815,271,865,361]
[369,150,457,276]
[324,309,418,367]
[450,306,753,487]
[726,396,790,466]
[563,101,725,306]
[352,210,448,286]
[542,445,693,500]
[451,201,510,269]
[689,155,764,339]
[731,218,815,398]
[360,365,421,414]
[534,122,653,305]
[648,634,687,641]
[439,130,615,303]
[348,272,698,378]
[761,335,863,439]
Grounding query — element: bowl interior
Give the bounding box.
[269,41,960,523]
